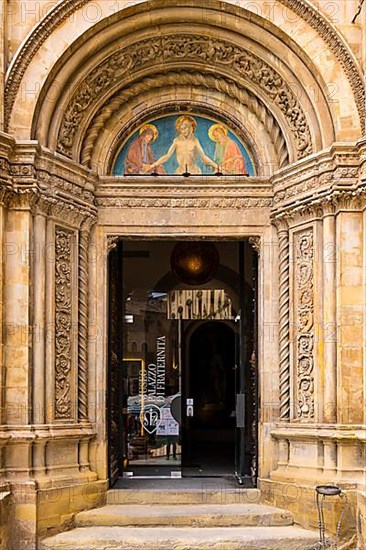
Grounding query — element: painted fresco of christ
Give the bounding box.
[124,124,165,175]
[148,115,217,175]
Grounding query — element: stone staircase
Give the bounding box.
[40,486,319,549]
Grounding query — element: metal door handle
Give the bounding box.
[186,398,194,417]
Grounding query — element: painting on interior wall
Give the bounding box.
[113,114,255,176]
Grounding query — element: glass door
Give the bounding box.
[120,242,183,478]
[234,242,258,486]
[109,240,258,482]
[121,292,182,477]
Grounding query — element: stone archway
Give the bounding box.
[0,1,365,548]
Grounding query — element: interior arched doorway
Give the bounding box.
[183,321,236,477]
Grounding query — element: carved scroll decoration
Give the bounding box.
[294,229,315,420]
[57,35,312,160]
[54,228,73,420]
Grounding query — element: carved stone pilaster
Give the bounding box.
[54,228,73,420]
[294,229,315,420]
[276,219,290,420]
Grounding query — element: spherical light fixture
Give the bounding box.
[170,242,220,285]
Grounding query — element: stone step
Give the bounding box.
[76,503,294,528]
[40,525,319,549]
[107,487,261,505]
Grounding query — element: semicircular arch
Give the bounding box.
[6,0,364,140]
[30,7,342,173]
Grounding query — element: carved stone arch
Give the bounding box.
[85,82,285,176]
[53,53,310,166]
[33,33,342,177]
[6,0,364,139]
[34,19,337,164]
[27,1,351,162]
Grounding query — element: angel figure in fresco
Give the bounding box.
[208,124,247,175]
[124,124,165,175]
[148,115,217,175]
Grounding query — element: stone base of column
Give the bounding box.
[8,478,107,549]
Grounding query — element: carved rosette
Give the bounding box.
[294,229,315,420]
[54,228,74,420]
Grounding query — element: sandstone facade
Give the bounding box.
[0,1,365,548]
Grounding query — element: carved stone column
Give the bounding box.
[276,219,290,420]
[78,222,91,422]
[322,200,337,423]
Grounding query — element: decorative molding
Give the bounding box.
[5,0,364,135]
[37,170,95,204]
[99,179,271,192]
[9,164,36,178]
[272,154,361,209]
[78,227,90,422]
[276,218,291,420]
[57,35,312,160]
[54,227,74,420]
[4,0,90,130]
[96,196,273,209]
[272,184,366,224]
[282,0,365,133]
[45,196,97,228]
[81,73,288,168]
[294,229,315,421]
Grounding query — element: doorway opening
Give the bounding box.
[182,321,236,477]
[107,240,258,485]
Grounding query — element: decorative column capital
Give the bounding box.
[321,197,336,217]
[80,212,97,232]
[272,214,290,233]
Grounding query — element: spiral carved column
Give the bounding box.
[78,226,90,422]
[278,222,290,420]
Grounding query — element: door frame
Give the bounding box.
[106,238,259,484]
